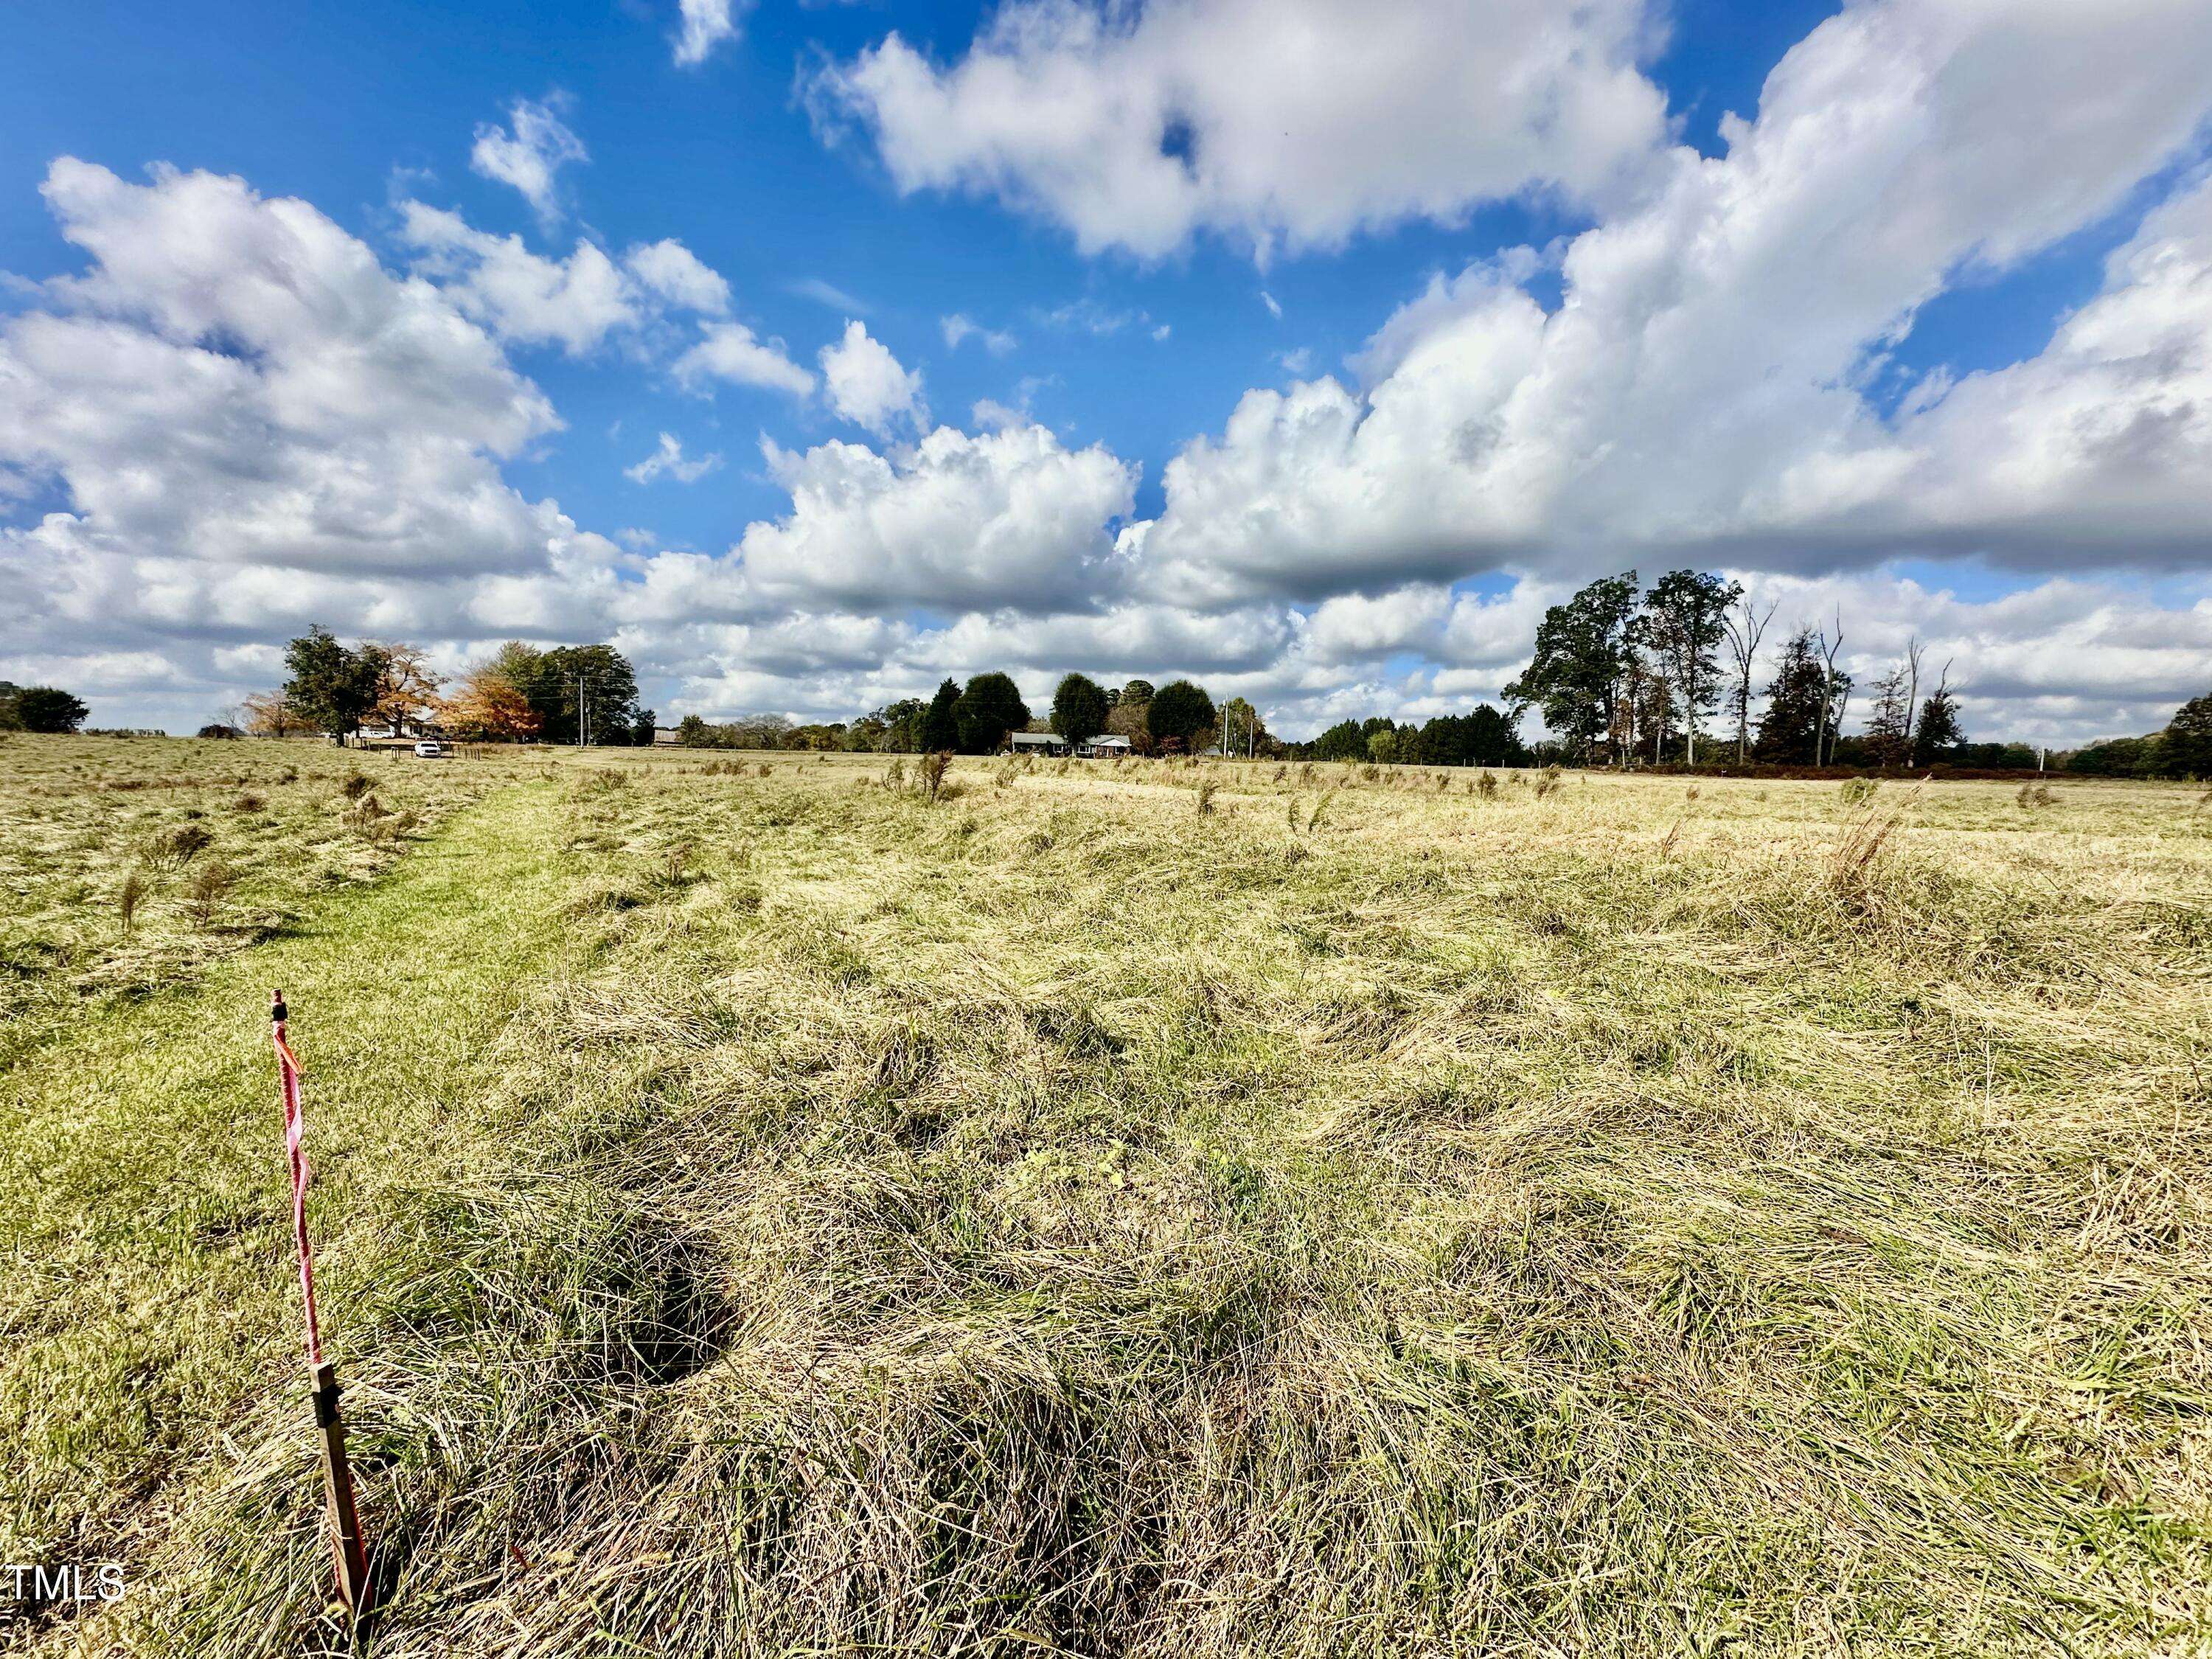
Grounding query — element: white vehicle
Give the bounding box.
[413,740,446,758]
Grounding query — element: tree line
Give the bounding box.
[1504,569,1960,768]
[240,627,655,745]
[679,673,1246,757]
[177,618,2211,782]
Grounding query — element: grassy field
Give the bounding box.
[3,738,2209,1656]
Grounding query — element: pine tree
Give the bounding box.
[920,678,961,751]
[1864,665,1913,768]
[1754,630,1826,763]
[1915,686,1964,757]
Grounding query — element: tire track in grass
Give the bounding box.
[0,781,573,1595]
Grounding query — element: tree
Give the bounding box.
[1118,679,1155,709]
[517,644,641,745]
[1464,706,1528,766]
[1627,661,1677,764]
[1504,572,1639,763]
[1863,663,1914,768]
[1754,630,1828,763]
[2067,736,2164,778]
[1312,718,1367,762]
[2166,692,2212,779]
[1368,728,1401,765]
[282,626,382,739]
[364,641,445,736]
[1051,673,1110,748]
[865,698,928,753]
[442,661,541,741]
[921,679,961,751]
[1814,616,1849,767]
[1641,570,1741,763]
[1218,696,1267,756]
[1915,683,1964,757]
[15,686,89,733]
[0,682,19,730]
[1720,594,1777,763]
[954,672,1030,754]
[1146,680,1216,753]
[240,691,311,737]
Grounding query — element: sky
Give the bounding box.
[2,0,2211,744]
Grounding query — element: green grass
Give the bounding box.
[2,742,2209,1655]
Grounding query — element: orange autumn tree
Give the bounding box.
[239,690,313,737]
[442,660,540,741]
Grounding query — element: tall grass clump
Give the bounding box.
[919,749,953,804]
[118,866,148,935]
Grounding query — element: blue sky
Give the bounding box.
[4,0,2211,740]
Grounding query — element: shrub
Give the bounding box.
[1476,771,1499,799]
[1534,766,1562,799]
[118,867,149,936]
[186,860,237,926]
[1840,776,1878,804]
[919,751,953,805]
[147,823,215,868]
[341,772,373,800]
[2017,783,2055,808]
[1196,778,1218,817]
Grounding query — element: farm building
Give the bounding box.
[1008,731,1068,755]
[1079,734,1132,757]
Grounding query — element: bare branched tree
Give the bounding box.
[1722,594,1777,762]
[1814,612,1848,767]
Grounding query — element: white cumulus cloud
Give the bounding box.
[818,320,927,436]
[1123,0,2212,605]
[673,319,816,397]
[470,95,588,226]
[809,0,1669,259]
[735,422,1135,612]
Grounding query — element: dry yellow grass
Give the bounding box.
[3,741,2209,1655]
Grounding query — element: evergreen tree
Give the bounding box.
[1312,718,1366,761]
[13,686,88,733]
[1863,664,1913,768]
[921,678,961,751]
[282,626,383,739]
[1915,686,1964,757]
[1050,673,1110,748]
[1754,630,1827,762]
[517,644,642,744]
[954,672,1030,754]
[1145,680,1216,753]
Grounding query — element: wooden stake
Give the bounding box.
[311,1360,372,1615]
